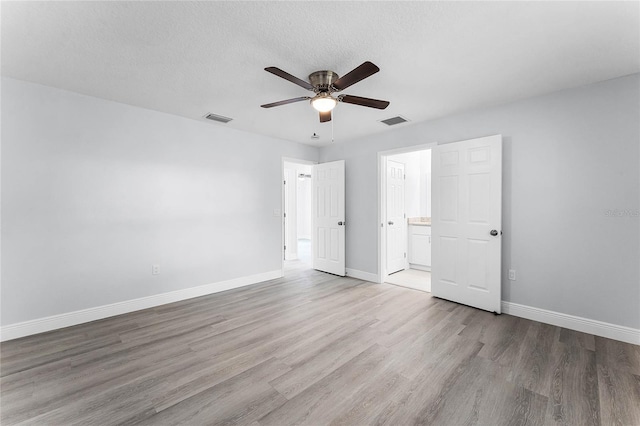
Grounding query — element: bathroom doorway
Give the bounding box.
[379,146,433,292]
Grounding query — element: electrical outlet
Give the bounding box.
[152,264,160,275]
[508,269,516,281]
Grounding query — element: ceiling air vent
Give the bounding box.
[380,116,408,126]
[203,113,233,123]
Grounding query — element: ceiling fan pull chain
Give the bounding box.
[331,110,335,143]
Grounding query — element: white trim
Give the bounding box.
[282,157,317,166]
[0,270,283,342]
[502,301,640,345]
[378,153,388,283]
[377,143,437,157]
[345,268,379,283]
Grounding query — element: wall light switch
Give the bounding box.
[508,269,516,281]
[273,209,281,217]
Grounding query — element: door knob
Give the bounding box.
[388,221,394,225]
[490,229,499,236]
[338,221,344,226]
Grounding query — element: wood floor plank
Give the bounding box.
[1,262,637,425]
[386,317,468,381]
[258,344,393,426]
[510,321,560,397]
[476,315,533,366]
[597,357,640,425]
[1,334,123,377]
[595,335,640,375]
[405,356,548,426]
[270,318,381,399]
[372,337,485,425]
[328,369,409,426]
[370,291,435,334]
[547,342,601,426]
[139,357,290,426]
[150,348,286,412]
[499,384,549,426]
[1,343,195,424]
[559,328,596,352]
[14,351,205,426]
[376,302,454,349]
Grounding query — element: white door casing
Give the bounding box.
[432,135,502,313]
[386,160,406,274]
[312,160,346,276]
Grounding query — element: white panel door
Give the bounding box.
[312,160,345,276]
[386,160,406,274]
[432,135,502,313]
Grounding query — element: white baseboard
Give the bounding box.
[0,270,283,342]
[502,301,640,345]
[4,273,636,346]
[345,268,379,283]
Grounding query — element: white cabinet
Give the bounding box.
[408,225,431,270]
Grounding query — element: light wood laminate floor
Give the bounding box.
[1,262,639,425]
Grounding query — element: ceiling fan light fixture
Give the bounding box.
[311,93,337,112]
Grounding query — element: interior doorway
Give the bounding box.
[379,145,434,292]
[283,160,314,269]
[282,158,346,277]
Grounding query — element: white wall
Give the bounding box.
[1,77,318,326]
[320,73,640,330]
[296,164,312,240]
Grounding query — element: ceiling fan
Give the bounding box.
[260,61,390,123]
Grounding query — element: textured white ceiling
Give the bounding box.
[2,1,639,146]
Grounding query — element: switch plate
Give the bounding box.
[508,269,516,281]
[273,209,281,217]
[152,264,160,275]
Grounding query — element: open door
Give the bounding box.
[386,160,406,274]
[432,135,502,313]
[312,160,345,276]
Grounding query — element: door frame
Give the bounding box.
[378,143,436,284]
[281,157,317,276]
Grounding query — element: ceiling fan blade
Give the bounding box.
[319,110,332,123]
[338,95,390,109]
[261,96,311,108]
[332,61,380,91]
[265,67,314,91]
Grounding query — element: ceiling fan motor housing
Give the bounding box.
[309,70,339,93]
